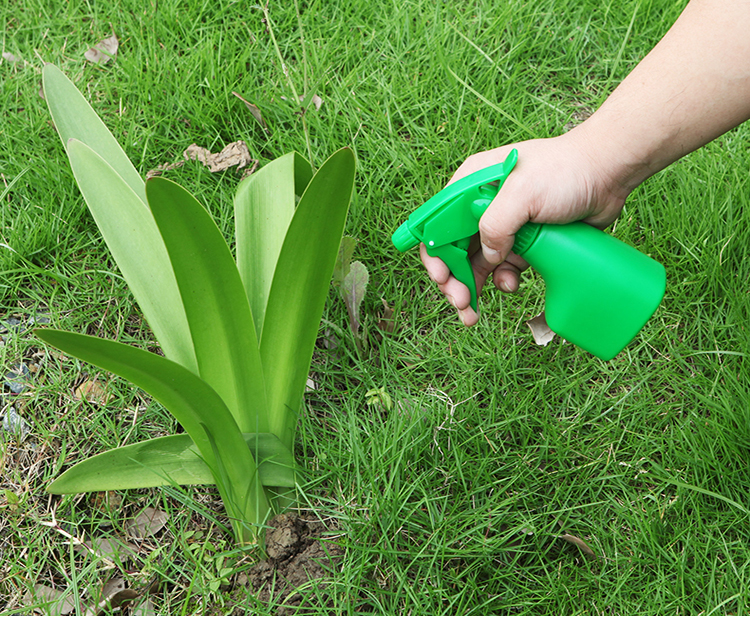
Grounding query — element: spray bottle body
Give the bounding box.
[515,221,666,361]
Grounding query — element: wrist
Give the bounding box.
[563,121,639,206]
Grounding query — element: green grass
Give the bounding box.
[2,0,750,614]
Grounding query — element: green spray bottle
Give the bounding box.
[392,149,666,361]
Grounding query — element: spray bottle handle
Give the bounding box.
[392,149,519,311]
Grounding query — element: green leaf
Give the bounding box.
[145,177,267,434]
[341,260,369,336]
[64,139,198,374]
[260,148,355,449]
[333,236,357,287]
[234,152,313,337]
[46,431,296,493]
[35,329,269,538]
[42,64,146,206]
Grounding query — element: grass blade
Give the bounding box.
[260,147,355,449]
[35,329,269,540]
[46,433,296,494]
[145,177,267,434]
[65,139,197,373]
[234,152,313,337]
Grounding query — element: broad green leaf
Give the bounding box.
[145,177,267,434]
[260,148,355,449]
[65,139,197,373]
[341,260,369,335]
[35,329,269,537]
[47,432,296,493]
[43,63,145,204]
[234,152,313,337]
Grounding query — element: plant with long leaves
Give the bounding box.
[37,64,355,545]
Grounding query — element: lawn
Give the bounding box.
[2,0,750,614]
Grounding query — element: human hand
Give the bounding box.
[421,129,630,325]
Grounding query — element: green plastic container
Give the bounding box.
[392,149,666,360]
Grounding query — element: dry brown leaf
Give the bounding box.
[76,535,138,562]
[84,35,119,65]
[86,577,139,614]
[377,299,396,334]
[74,379,111,406]
[526,312,555,346]
[127,507,168,539]
[24,584,76,615]
[184,141,254,172]
[309,94,323,111]
[130,597,156,616]
[147,141,257,179]
[2,52,22,64]
[559,533,597,558]
[91,490,122,511]
[232,91,269,132]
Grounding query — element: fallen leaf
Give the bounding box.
[127,507,168,539]
[320,327,340,352]
[24,584,76,615]
[303,93,323,111]
[147,141,257,179]
[333,236,357,287]
[526,312,555,346]
[91,490,122,511]
[1,406,31,441]
[340,260,369,336]
[88,577,139,614]
[84,35,119,65]
[377,299,396,335]
[305,377,317,392]
[232,91,269,133]
[559,533,597,558]
[130,597,156,616]
[4,362,31,393]
[2,52,22,64]
[74,379,111,406]
[77,535,138,562]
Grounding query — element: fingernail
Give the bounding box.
[445,294,457,308]
[458,307,478,325]
[482,243,501,263]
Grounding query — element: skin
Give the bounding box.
[422,0,750,326]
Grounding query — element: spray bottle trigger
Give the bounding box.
[426,241,479,313]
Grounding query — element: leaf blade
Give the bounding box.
[35,329,269,533]
[145,177,267,434]
[260,148,355,449]
[234,152,313,336]
[340,260,369,335]
[46,432,297,493]
[65,138,197,373]
[42,63,145,203]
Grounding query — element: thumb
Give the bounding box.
[477,184,531,265]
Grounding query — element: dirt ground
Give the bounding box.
[239,512,344,615]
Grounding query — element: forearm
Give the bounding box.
[571,0,750,194]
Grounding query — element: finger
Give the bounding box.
[491,252,528,293]
[419,243,451,284]
[437,273,472,311]
[478,189,531,265]
[476,154,535,264]
[492,262,522,293]
[433,272,480,326]
[447,146,518,185]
